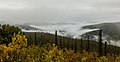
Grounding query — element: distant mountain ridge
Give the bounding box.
[17,25,40,30]
[82,22,120,40]
[17,22,120,41]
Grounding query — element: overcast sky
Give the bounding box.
[0,0,120,24]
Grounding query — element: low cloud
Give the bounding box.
[0,0,120,24]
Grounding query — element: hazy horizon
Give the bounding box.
[0,0,120,24]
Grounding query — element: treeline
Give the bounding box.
[23,30,120,56]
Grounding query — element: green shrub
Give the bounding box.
[0,24,21,45]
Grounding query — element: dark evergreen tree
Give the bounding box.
[98,29,103,56]
[104,41,107,56]
[80,38,83,52]
[55,30,57,46]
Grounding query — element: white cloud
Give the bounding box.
[0,0,120,24]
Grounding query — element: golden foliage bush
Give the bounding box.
[0,33,120,62]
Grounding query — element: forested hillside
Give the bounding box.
[0,24,120,62]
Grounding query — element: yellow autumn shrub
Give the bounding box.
[0,32,120,62]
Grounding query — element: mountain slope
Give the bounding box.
[82,22,120,40]
[17,23,98,38]
[17,22,120,40]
